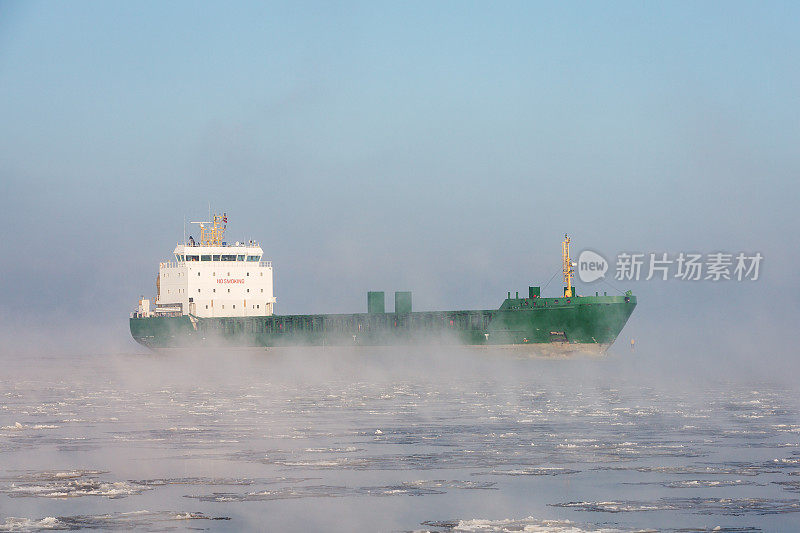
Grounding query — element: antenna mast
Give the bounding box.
[562,234,574,297]
[190,212,227,246]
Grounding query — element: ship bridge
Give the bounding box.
[135,213,276,319]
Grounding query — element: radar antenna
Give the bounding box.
[190,212,227,246]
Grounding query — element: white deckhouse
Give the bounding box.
[135,213,276,318]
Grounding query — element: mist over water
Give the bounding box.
[1,346,798,532]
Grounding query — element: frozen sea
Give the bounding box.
[0,347,798,532]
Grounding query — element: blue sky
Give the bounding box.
[1,1,797,357]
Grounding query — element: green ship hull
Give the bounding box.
[130,290,636,355]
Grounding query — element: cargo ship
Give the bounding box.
[130,214,636,355]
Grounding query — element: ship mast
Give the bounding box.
[190,212,227,246]
[562,234,574,297]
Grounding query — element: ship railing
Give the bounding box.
[160,260,272,268]
[180,242,261,247]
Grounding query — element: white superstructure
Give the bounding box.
[135,213,276,318]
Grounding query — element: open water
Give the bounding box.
[0,348,798,532]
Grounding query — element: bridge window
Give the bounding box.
[222,255,236,261]
[201,255,211,261]
[247,256,259,262]
[213,255,220,261]
[186,255,199,261]
[237,255,245,261]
